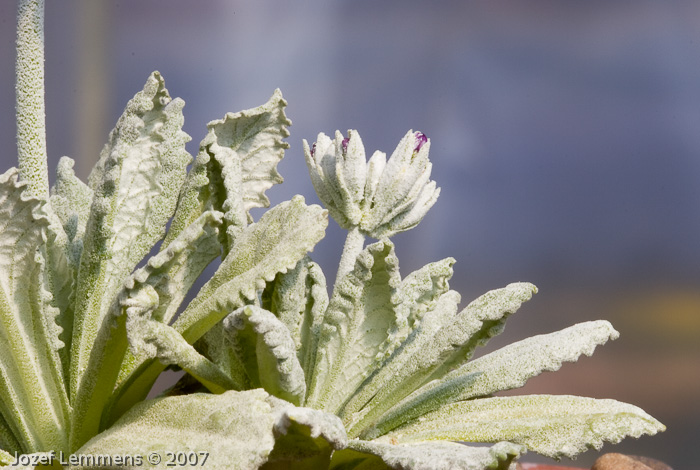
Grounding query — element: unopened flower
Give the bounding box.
[304,130,440,238]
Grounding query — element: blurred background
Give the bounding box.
[1,1,699,467]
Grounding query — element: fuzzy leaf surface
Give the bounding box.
[166,89,290,252]
[261,256,329,384]
[109,197,326,421]
[71,71,191,404]
[75,390,345,470]
[222,306,306,405]
[330,440,522,470]
[380,395,665,459]
[0,168,69,452]
[173,196,327,343]
[306,240,401,414]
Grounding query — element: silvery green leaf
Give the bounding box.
[48,157,93,360]
[166,89,290,253]
[75,390,345,470]
[261,256,329,384]
[72,210,223,449]
[113,210,224,390]
[195,324,249,393]
[0,412,21,456]
[306,240,402,414]
[365,321,621,440]
[109,197,327,421]
[221,306,306,405]
[266,394,348,466]
[128,210,223,327]
[0,449,12,467]
[360,372,482,441]
[0,168,69,452]
[395,257,455,338]
[71,71,191,403]
[381,395,665,459]
[342,290,460,435]
[50,156,93,259]
[331,440,523,470]
[438,320,620,400]
[174,196,327,344]
[344,283,535,437]
[426,282,538,382]
[126,306,237,394]
[116,210,226,383]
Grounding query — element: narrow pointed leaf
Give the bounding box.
[431,320,620,401]
[0,168,69,452]
[50,156,93,260]
[426,282,538,381]
[70,203,219,452]
[71,71,191,403]
[362,321,621,441]
[345,283,535,437]
[222,305,306,405]
[48,156,93,362]
[381,395,665,459]
[342,290,460,434]
[306,240,401,414]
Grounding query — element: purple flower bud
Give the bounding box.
[414,132,428,153]
[342,137,350,154]
[310,142,317,158]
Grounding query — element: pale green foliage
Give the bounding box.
[6,10,664,467]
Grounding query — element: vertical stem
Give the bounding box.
[16,0,49,200]
[334,226,366,286]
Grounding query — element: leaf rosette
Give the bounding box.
[4,10,665,467]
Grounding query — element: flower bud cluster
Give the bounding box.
[304,130,439,238]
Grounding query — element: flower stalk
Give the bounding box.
[16,0,49,200]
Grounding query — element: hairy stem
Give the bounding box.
[16,0,49,200]
[335,226,365,286]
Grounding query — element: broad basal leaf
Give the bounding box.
[222,305,306,405]
[75,390,346,470]
[166,89,291,253]
[330,440,522,470]
[0,169,69,453]
[71,71,191,405]
[380,395,665,459]
[306,240,402,414]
